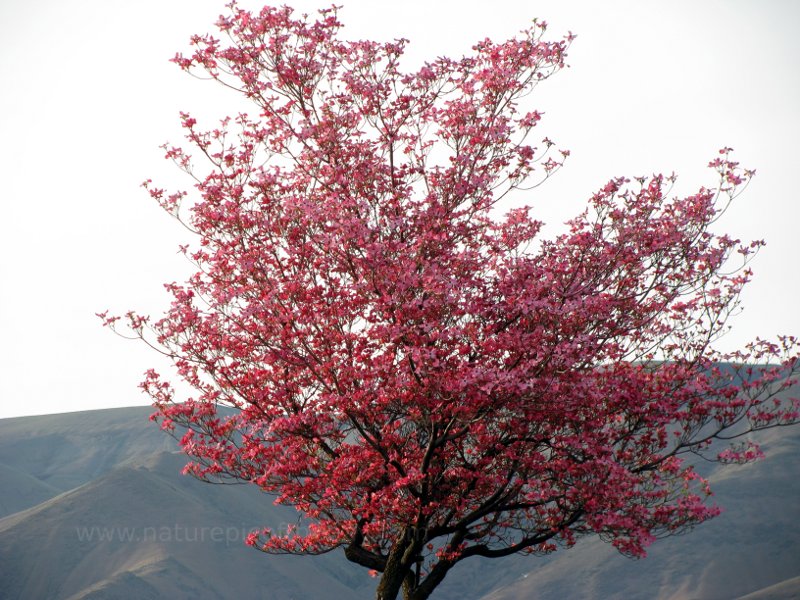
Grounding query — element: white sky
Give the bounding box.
[1,0,798,419]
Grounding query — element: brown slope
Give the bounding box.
[736,575,800,600]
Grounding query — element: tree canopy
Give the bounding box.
[102,4,800,599]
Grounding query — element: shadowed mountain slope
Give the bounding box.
[0,406,173,514]
[0,460,61,517]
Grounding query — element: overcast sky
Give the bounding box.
[1,0,798,419]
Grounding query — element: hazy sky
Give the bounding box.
[1,0,798,419]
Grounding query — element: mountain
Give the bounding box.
[0,407,372,599]
[0,406,798,599]
[0,406,174,510]
[437,426,800,600]
[0,450,371,599]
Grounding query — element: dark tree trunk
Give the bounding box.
[375,529,423,600]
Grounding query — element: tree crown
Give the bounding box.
[101,4,800,599]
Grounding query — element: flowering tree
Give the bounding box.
[102,4,800,600]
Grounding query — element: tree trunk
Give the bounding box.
[375,529,421,600]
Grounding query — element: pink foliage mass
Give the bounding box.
[100,4,800,599]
